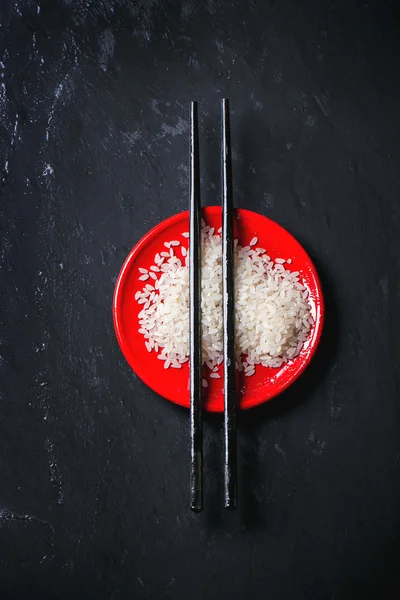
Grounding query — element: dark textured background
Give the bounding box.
[1,0,399,598]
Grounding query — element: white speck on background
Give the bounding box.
[42,164,54,177]
[37,4,40,14]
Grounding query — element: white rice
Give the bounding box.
[135,227,313,375]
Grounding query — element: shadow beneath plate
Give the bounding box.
[238,255,339,529]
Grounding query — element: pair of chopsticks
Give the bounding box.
[189,99,237,512]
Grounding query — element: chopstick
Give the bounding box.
[188,99,236,511]
[189,100,203,512]
[221,98,237,509]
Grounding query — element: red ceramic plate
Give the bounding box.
[113,207,324,412]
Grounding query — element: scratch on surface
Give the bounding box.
[45,438,64,505]
[2,112,20,181]
[151,98,162,115]
[45,82,65,142]
[39,554,55,566]
[69,32,80,67]
[0,508,54,532]
[0,81,7,118]
[99,29,115,71]
[274,443,286,459]
[176,163,189,188]
[159,116,188,138]
[11,113,19,146]
[44,64,77,146]
[313,93,331,118]
[35,341,47,352]
[122,131,141,148]
[0,52,9,122]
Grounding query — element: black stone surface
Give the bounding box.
[1,1,399,598]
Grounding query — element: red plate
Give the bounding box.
[113,207,324,412]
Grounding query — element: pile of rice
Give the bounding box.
[135,224,313,381]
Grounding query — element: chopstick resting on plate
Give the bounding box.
[189,98,237,511]
[221,98,237,509]
[189,100,203,512]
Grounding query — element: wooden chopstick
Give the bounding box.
[221,98,237,509]
[189,100,203,512]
